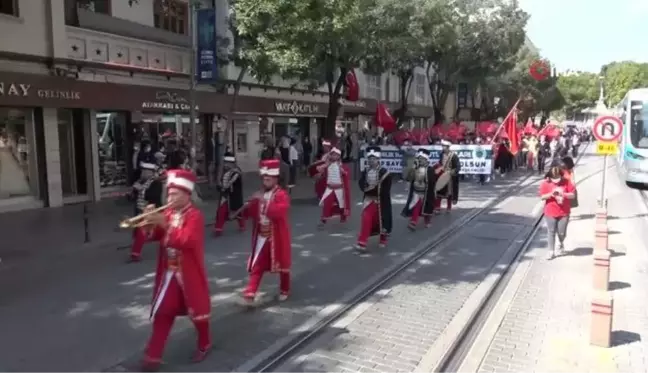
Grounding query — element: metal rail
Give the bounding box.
[250,159,568,372]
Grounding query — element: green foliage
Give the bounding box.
[600,61,648,106]
[555,72,599,116]
[420,0,530,120]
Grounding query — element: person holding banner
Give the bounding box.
[356,146,393,251]
[435,140,461,213]
[402,148,439,229]
[317,146,351,227]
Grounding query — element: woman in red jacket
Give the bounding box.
[539,166,577,259]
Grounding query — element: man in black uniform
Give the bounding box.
[213,152,246,236]
[402,148,438,229]
[356,146,393,251]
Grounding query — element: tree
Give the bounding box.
[372,0,429,125]
[554,72,599,118]
[421,0,529,123]
[600,61,648,106]
[233,0,395,139]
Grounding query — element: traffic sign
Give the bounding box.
[596,141,618,155]
[593,116,623,142]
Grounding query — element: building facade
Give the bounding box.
[0,0,439,213]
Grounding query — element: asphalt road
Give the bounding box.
[0,172,533,371]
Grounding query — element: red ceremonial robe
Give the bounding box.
[320,163,352,219]
[149,205,211,321]
[308,155,329,200]
[245,188,292,273]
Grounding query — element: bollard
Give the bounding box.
[593,248,611,291]
[594,222,609,253]
[83,203,90,243]
[594,207,608,227]
[590,291,614,347]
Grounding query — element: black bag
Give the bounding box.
[570,188,579,208]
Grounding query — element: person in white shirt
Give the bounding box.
[288,138,299,189]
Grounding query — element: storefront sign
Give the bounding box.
[0,82,81,100]
[274,100,321,116]
[141,91,198,111]
[359,145,494,175]
[339,98,367,108]
[196,8,218,84]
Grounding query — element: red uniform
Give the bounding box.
[318,152,351,224]
[142,171,211,370]
[242,187,292,298]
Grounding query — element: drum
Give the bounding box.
[435,171,451,192]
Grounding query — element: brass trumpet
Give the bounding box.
[119,203,172,229]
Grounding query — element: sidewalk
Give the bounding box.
[0,172,314,269]
[0,169,534,371]
[464,152,648,372]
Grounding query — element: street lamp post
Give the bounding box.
[188,0,199,171]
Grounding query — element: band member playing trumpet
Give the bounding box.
[308,139,332,200]
[213,151,246,236]
[317,146,351,227]
[435,140,461,213]
[128,162,163,262]
[139,170,211,371]
[402,148,439,230]
[241,159,292,306]
[356,146,392,251]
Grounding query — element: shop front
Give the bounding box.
[0,72,227,212]
[338,98,378,135]
[231,96,327,172]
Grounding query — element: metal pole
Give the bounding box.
[189,2,198,171]
[600,155,608,208]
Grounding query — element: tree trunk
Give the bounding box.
[323,67,347,143]
[392,70,413,126]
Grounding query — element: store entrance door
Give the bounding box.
[57,109,89,203]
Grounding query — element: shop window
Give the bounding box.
[0,108,37,199]
[97,112,129,188]
[236,132,248,153]
[365,74,382,100]
[0,0,18,17]
[81,0,110,14]
[154,0,187,35]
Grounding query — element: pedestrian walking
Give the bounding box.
[139,170,212,371]
[240,159,292,306]
[539,166,576,260]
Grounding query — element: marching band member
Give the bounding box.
[308,139,332,200]
[213,151,246,236]
[356,146,392,251]
[140,170,211,371]
[317,146,351,227]
[241,159,292,306]
[128,162,163,263]
[435,140,461,213]
[402,148,439,230]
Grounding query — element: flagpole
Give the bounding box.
[490,96,522,145]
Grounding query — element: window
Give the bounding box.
[0,108,37,199]
[365,74,382,100]
[236,132,248,153]
[414,74,426,105]
[154,0,188,35]
[0,0,18,16]
[96,112,129,188]
[83,0,111,14]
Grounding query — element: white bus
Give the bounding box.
[616,88,648,186]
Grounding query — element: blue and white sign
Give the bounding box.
[196,8,218,84]
[359,145,493,175]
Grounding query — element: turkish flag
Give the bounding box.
[345,69,359,102]
[503,109,519,155]
[375,103,396,133]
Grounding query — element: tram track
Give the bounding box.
[244,146,591,373]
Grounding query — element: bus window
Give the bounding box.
[630,100,648,148]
